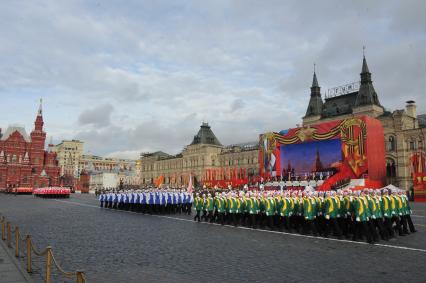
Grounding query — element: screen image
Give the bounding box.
[280,138,343,177]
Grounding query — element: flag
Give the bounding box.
[154,175,164,187]
[187,174,193,194]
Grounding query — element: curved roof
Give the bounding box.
[0,126,31,142]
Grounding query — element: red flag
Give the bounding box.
[187,174,193,194]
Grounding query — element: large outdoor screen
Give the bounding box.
[280,138,342,178]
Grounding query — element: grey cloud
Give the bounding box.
[230,98,245,112]
[1,1,425,158]
[78,104,114,128]
[75,125,129,155]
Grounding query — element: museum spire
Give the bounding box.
[38,98,43,116]
[34,98,44,131]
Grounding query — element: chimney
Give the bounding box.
[406,100,417,118]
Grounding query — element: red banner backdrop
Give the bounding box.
[410,152,426,201]
[202,168,249,188]
[259,116,386,190]
[413,173,426,202]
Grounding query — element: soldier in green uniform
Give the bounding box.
[265,192,276,229]
[201,193,208,221]
[302,192,317,235]
[290,191,299,232]
[382,189,395,237]
[296,192,304,233]
[400,190,417,233]
[248,192,258,228]
[365,190,379,242]
[235,193,243,226]
[283,192,294,231]
[371,190,388,241]
[353,190,373,243]
[391,190,404,236]
[214,192,225,225]
[324,191,342,238]
[314,192,325,236]
[206,193,214,223]
[394,191,408,236]
[400,190,414,235]
[193,193,203,222]
[227,192,238,226]
[257,193,266,228]
[342,190,354,238]
[241,193,249,226]
[275,193,283,230]
[336,190,348,237]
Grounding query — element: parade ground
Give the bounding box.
[0,194,425,283]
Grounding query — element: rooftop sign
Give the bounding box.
[326,81,360,98]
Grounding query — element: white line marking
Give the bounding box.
[411,215,426,218]
[54,199,426,253]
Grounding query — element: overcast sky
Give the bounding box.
[0,1,425,159]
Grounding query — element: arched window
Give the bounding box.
[387,136,396,151]
[409,139,416,151]
[386,159,396,178]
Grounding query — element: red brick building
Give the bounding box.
[0,101,60,189]
[76,169,90,193]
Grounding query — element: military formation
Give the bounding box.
[98,186,416,244]
[192,188,417,243]
[99,188,193,214]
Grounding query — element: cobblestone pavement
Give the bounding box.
[0,193,425,283]
[0,238,32,282]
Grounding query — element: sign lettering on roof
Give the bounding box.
[326,81,360,98]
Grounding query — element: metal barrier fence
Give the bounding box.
[0,215,87,283]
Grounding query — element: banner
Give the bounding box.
[259,116,386,190]
[409,152,426,201]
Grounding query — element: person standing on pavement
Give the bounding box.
[193,193,202,222]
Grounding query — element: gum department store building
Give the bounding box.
[303,56,425,192]
[140,122,259,187]
[140,55,425,191]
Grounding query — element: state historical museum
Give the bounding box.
[0,101,60,189]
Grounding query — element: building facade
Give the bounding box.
[53,141,136,177]
[89,172,119,190]
[140,123,259,187]
[52,139,137,190]
[78,154,135,174]
[80,155,136,191]
[0,101,60,189]
[302,55,425,191]
[51,139,84,177]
